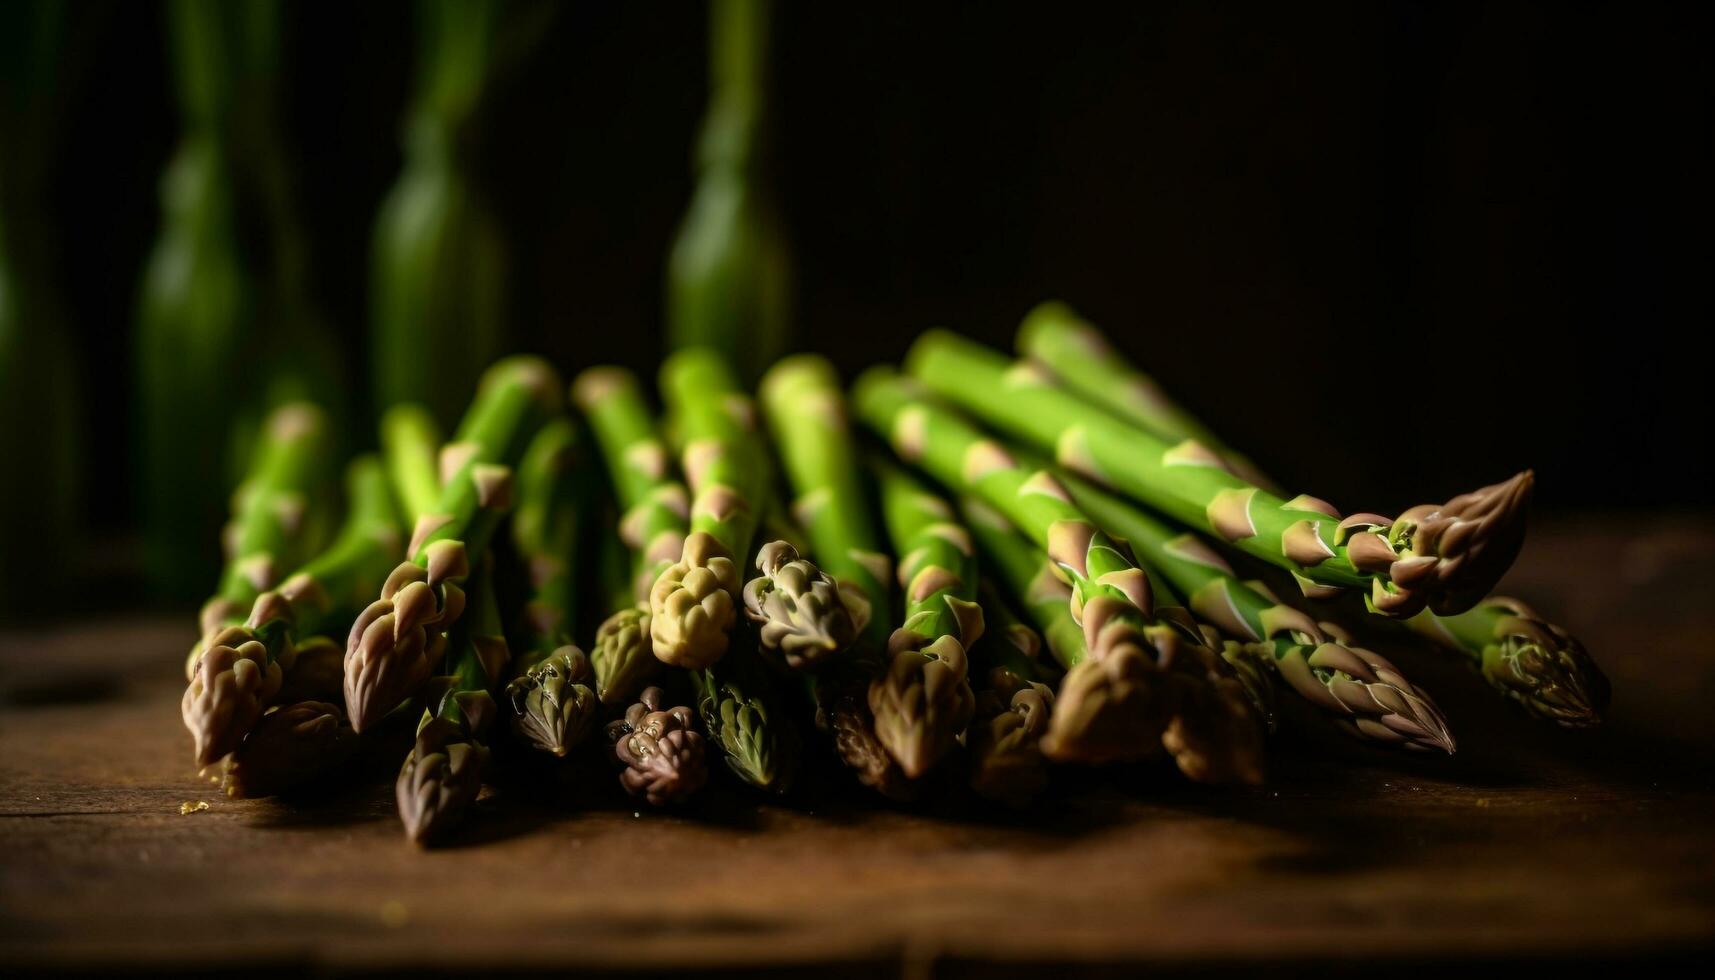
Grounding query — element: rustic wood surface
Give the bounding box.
[3,517,1713,976]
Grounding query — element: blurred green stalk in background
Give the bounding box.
[370,0,509,429]
[137,0,346,598]
[0,2,82,612]
[666,0,794,382]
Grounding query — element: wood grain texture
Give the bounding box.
[2,518,1712,976]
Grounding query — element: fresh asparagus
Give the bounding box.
[868,459,982,779]
[371,0,508,426]
[1408,598,1609,728]
[1017,302,1275,490]
[758,355,891,663]
[759,355,913,797]
[958,498,1089,674]
[397,555,511,845]
[1017,308,1605,727]
[345,356,558,732]
[905,330,1534,618]
[193,402,332,644]
[967,584,1056,808]
[571,366,680,703]
[223,698,357,799]
[380,403,444,523]
[690,635,801,793]
[605,686,709,806]
[184,455,404,768]
[1063,473,1454,752]
[503,418,600,756]
[666,0,793,380]
[650,348,769,669]
[855,368,1264,782]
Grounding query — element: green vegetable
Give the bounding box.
[906,330,1533,618]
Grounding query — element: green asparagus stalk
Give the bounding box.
[397,556,510,846]
[195,402,333,641]
[967,583,1055,808]
[185,455,404,769]
[571,366,679,703]
[1018,307,1605,727]
[666,0,793,380]
[345,356,559,732]
[370,0,507,426]
[650,348,769,669]
[1018,302,1275,490]
[1063,473,1453,752]
[502,419,600,756]
[906,330,1534,618]
[690,635,800,793]
[759,356,913,797]
[380,403,444,523]
[959,497,1089,673]
[855,368,1264,782]
[759,355,892,662]
[868,459,981,779]
[1408,598,1609,728]
[604,686,710,806]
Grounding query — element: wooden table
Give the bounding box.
[3,517,1713,976]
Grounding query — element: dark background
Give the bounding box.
[36,0,1715,560]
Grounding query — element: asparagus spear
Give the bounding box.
[397,556,510,845]
[759,356,914,797]
[380,403,444,523]
[958,498,1089,673]
[1063,473,1453,752]
[605,686,709,806]
[967,584,1056,808]
[1408,598,1609,728]
[503,418,600,756]
[649,348,768,669]
[854,369,1263,783]
[193,402,332,644]
[1018,308,1605,727]
[222,698,356,799]
[666,0,793,380]
[345,356,559,732]
[185,455,404,769]
[1018,302,1276,490]
[905,330,1534,618]
[690,634,800,793]
[868,459,981,779]
[571,366,680,703]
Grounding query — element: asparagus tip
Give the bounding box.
[505,646,599,756]
[396,720,490,846]
[742,540,858,671]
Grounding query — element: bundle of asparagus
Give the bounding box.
[168,312,1598,846]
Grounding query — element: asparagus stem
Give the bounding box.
[868,459,981,779]
[1018,302,1276,490]
[183,454,403,768]
[605,686,710,806]
[503,418,599,756]
[397,555,510,846]
[854,368,1263,782]
[1017,308,1603,727]
[1409,598,1609,728]
[572,366,680,703]
[380,403,444,522]
[959,497,1089,673]
[196,402,332,640]
[759,355,893,665]
[650,349,768,669]
[345,356,557,732]
[1063,472,1453,752]
[967,583,1056,808]
[906,330,1533,618]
